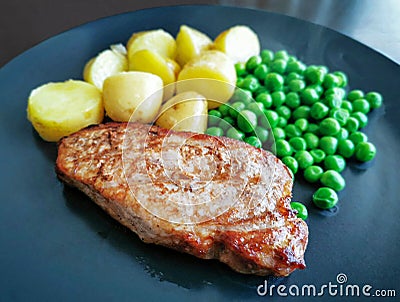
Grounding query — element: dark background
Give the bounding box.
[1,0,400,67]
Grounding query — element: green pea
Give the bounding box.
[355,142,376,162]
[294,150,314,170]
[272,127,286,140]
[276,106,291,120]
[290,201,308,220]
[289,137,307,152]
[320,170,346,191]
[325,87,346,99]
[288,79,306,92]
[226,128,245,141]
[254,64,269,80]
[334,128,349,141]
[276,139,293,157]
[236,77,245,88]
[329,108,350,126]
[304,66,326,84]
[286,72,303,82]
[246,102,265,116]
[294,118,308,132]
[345,117,359,133]
[234,62,247,76]
[254,126,269,143]
[264,73,284,91]
[319,136,338,155]
[349,131,368,145]
[324,155,346,172]
[261,49,274,64]
[304,165,324,183]
[205,127,224,137]
[348,89,364,102]
[292,105,311,120]
[254,86,268,97]
[341,100,353,112]
[271,59,287,74]
[285,124,302,138]
[218,103,231,117]
[237,110,257,133]
[301,88,320,105]
[310,102,329,120]
[352,98,370,114]
[274,50,289,61]
[271,91,286,107]
[313,187,338,209]
[230,88,252,104]
[244,136,262,148]
[306,123,319,134]
[337,139,355,158]
[310,149,326,163]
[308,84,324,96]
[229,102,245,118]
[304,133,319,149]
[322,73,340,89]
[333,71,348,87]
[366,92,383,109]
[208,109,222,126]
[282,156,299,174]
[246,55,262,71]
[219,117,234,131]
[256,92,273,109]
[241,75,260,92]
[319,118,341,136]
[285,92,301,109]
[263,110,279,128]
[351,112,368,128]
[324,94,343,109]
[286,61,306,74]
[277,116,288,128]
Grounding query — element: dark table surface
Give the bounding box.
[1,0,400,68]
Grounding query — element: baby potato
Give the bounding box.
[175,25,213,67]
[127,29,176,59]
[83,45,128,90]
[156,91,207,133]
[129,49,179,100]
[214,25,260,63]
[103,71,163,123]
[176,50,236,109]
[27,80,103,142]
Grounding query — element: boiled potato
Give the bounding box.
[175,25,213,67]
[214,25,260,63]
[156,91,207,133]
[127,29,176,59]
[83,44,128,90]
[176,50,236,109]
[27,80,103,142]
[103,71,163,122]
[129,49,179,100]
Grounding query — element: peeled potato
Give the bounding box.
[175,25,213,67]
[176,50,236,109]
[27,80,103,142]
[83,45,128,90]
[156,91,207,133]
[214,25,260,63]
[127,29,176,59]
[103,71,163,122]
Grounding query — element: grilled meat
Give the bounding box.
[56,122,308,276]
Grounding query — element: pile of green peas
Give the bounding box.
[206,49,383,220]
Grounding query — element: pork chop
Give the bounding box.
[56,122,308,276]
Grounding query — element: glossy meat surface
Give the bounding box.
[56,122,308,276]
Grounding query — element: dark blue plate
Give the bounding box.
[0,5,399,301]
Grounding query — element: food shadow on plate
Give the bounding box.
[31,127,58,162]
[62,185,291,297]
